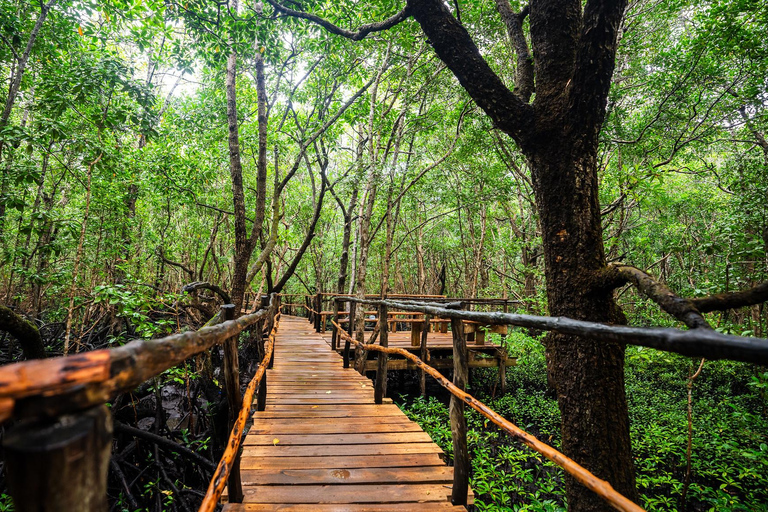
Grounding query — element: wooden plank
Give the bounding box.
[242,443,443,457]
[248,422,422,435]
[244,432,434,446]
[240,484,460,504]
[239,466,454,485]
[256,404,404,418]
[239,454,446,470]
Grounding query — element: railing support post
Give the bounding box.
[220,304,243,503]
[314,293,322,332]
[374,303,388,404]
[3,404,112,511]
[420,314,431,397]
[331,298,340,351]
[343,300,355,368]
[449,313,469,506]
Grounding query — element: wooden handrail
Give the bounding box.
[199,311,281,511]
[332,320,644,512]
[340,297,768,365]
[0,307,272,422]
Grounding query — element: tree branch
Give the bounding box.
[691,280,768,313]
[181,282,232,305]
[265,0,411,40]
[406,0,533,144]
[606,264,711,330]
[493,0,534,101]
[157,248,195,280]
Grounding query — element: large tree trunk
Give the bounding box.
[528,142,637,510]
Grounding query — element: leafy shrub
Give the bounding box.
[397,338,768,511]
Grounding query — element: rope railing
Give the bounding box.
[331,318,644,512]
[337,297,768,365]
[199,310,281,511]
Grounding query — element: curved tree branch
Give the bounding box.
[157,248,195,280]
[0,305,46,359]
[406,0,533,145]
[606,264,711,330]
[265,0,411,41]
[691,280,768,313]
[272,179,327,294]
[181,282,232,305]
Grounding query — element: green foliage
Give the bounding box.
[399,335,768,511]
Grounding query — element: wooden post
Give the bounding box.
[374,303,388,404]
[449,315,469,506]
[313,293,322,332]
[499,352,507,394]
[331,298,340,351]
[3,404,112,511]
[410,320,423,347]
[420,314,430,397]
[220,304,243,503]
[343,301,356,368]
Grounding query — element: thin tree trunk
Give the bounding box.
[64,153,101,354]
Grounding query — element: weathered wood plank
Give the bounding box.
[242,443,443,457]
[239,454,446,470]
[240,484,460,504]
[243,432,434,446]
[239,466,454,485]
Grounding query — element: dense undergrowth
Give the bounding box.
[395,331,768,512]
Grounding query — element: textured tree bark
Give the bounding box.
[528,146,638,510]
[226,37,248,315]
[406,0,639,508]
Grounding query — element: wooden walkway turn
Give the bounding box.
[223,315,470,511]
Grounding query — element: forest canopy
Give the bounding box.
[0,0,767,510]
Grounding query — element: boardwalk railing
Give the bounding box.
[330,296,768,511]
[0,293,281,511]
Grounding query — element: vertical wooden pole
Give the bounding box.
[314,293,322,332]
[3,404,112,512]
[420,314,430,397]
[449,315,469,506]
[343,300,356,368]
[374,303,388,404]
[499,352,507,394]
[331,298,340,351]
[220,304,243,503]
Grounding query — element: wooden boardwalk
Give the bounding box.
[223,315,469,511]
